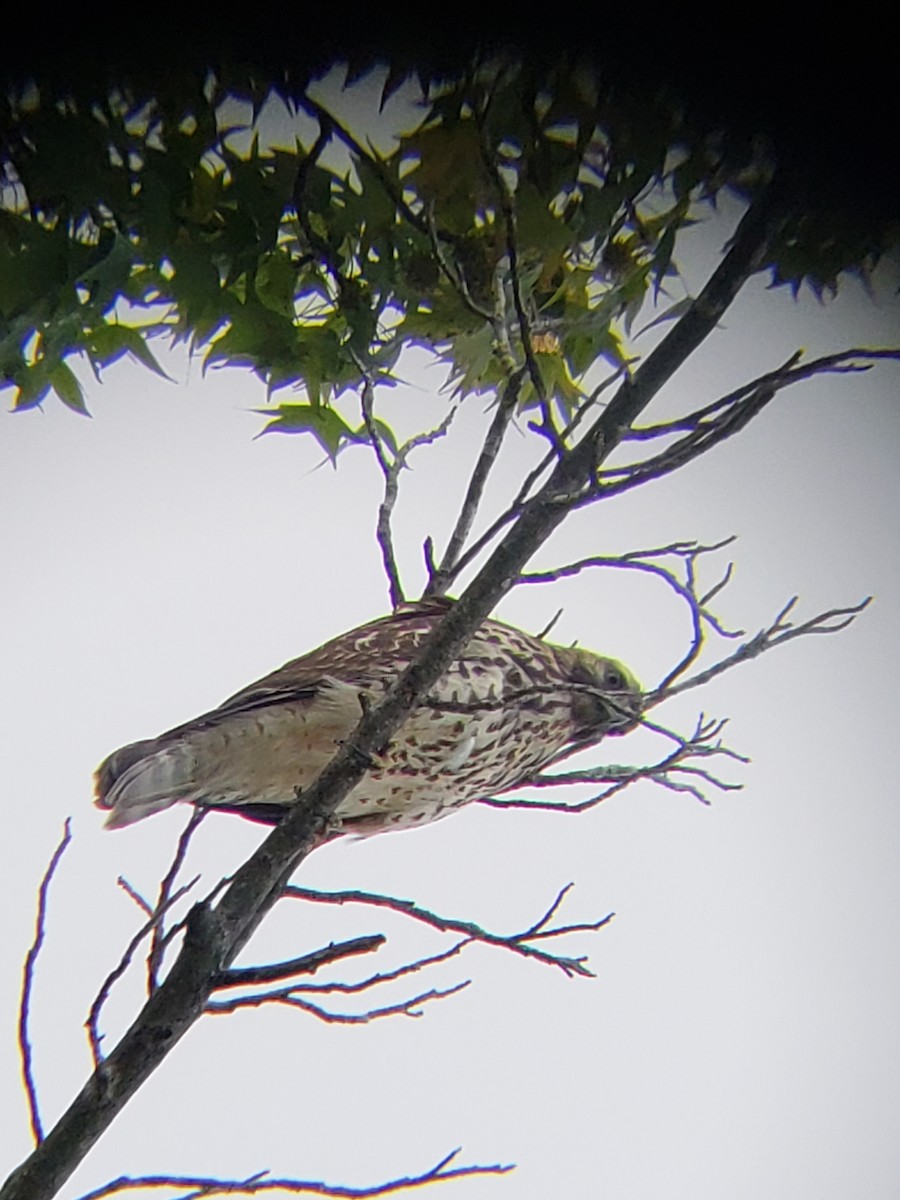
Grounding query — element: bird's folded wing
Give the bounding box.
[161,682,324,738]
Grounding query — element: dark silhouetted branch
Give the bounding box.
[212,935,385,989]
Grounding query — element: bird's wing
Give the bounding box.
[183,600,452,734]
[95,601,452,827]
[156,681,324,741]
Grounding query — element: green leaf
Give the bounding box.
[255,251,297,317]
[634,296,694,339]
[86,324,174,380]
[118,328,175,380]
[356,416,399,458]
[253,402,363,462]
[50,361,89,414]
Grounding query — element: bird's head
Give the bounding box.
[555,646,643,744]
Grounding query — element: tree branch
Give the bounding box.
[285,883,612,978]
[18,820,72,1145]
[148,809,207,993]
[484,715,747,812]
[650,597,872,703]
[358,372,405,609]
[74,1146,513,1200]
[87,877,200,1070]
[207,980,470,1024]
[211,935,385,989]
[427,369,524,596]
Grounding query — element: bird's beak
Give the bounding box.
[604,691,643,735]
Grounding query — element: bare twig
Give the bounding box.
[650,597,872,703]
[296,93,435,244]
[591,379,781,501]
[87,878,200,1069]
[74,1146,513,1200]
[593,348,900,505]
[427,370,525,596]
[148,809,207,993]
[285,884,612,978]
[422,205,495,325]
[356,354,457,608]
[434,364,633,590]
[536,607,564,640]
[233,940,469,998]
[476,109,557,449]
[519,537,743,688]
[484,715,746,812]
[19,820,72,1144]
[116,878,152,919]
[622,347,900,442]
[207,980,470,1023]
[358,373,404,608]
[212,935,385,989]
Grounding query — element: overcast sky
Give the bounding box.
[2,74,900,1200]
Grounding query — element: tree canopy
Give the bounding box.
[1,50,894,424]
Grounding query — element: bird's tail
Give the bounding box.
[94,738,192,829]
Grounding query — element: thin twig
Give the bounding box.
[19,819,72,1144]
[284,884,611,978]
[435,366,632,590]
[427,369,525,595]
[358,372,404,608]
[355,352,457,607]
[484,715,746,812]
[519,538,743,688]
[148,809,207,993]
[207,980,470,1023]
[87,877,200,1069]
[236,941,469,998]
[588,379,780,502]
[622,347,900,442]
[650,597,872,703]
[212,936,385,989]
[74,1145,513,1200]
[536,607,564,640]
[477,108,557,449]
[296,93,434,242]
[116,878,152,919]
[590,348,899,506]
[423,205,495,324]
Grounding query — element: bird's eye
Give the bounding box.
[606,670,623,689]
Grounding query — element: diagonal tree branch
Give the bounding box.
[427,369,525,596]
[1,181,782,1200]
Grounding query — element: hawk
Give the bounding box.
[95,599,642,836]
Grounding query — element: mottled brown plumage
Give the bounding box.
[94,599,642,836]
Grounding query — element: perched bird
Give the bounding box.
[95,599,642,836]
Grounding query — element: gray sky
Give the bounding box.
[2,79,900,1200]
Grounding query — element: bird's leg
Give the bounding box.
[285,785,343,845]
[351,690,393,763]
